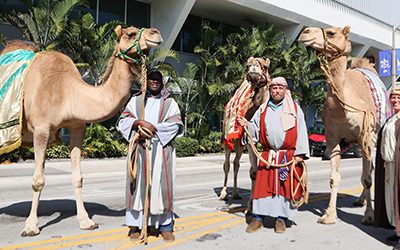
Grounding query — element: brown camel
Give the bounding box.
[0,25,162,236]
[220,57,271,201]
[299,26,383,225]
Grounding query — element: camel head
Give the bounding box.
[114,25,163,64]
[246,56,271,88]
[298,26,352,60]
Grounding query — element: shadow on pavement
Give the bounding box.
[301,192,395,247]
[0,199,125,231]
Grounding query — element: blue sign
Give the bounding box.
[379,50,392,76]
[397,48,400,75]
[379,49,400,76]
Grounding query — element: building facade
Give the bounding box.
[1,0,400,84]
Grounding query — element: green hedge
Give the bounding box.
[174,137,199,157]
[199,131,223,153]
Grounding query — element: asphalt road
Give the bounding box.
[0,154,396,250]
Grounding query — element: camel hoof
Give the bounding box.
[20,226,40,237]
[353,199,365,207]
[80,219,99,230]
[361,216,374,225]
[317,214,336,224]
[219,188,228,200]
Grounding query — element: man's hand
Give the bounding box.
[133,120,157,139]
[294,155,304,165]
[237,117,248,127]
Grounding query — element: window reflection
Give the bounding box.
[98,0,124,24]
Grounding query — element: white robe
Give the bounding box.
[381,114,399,226]
[117,94,183,228]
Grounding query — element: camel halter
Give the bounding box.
[126,58,152,244]
[319,27,348,63]
[242,124,309,208]
[115,28,145,64]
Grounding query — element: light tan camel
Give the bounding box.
[299,26,379,224]
[0,25,162,236]
[220,57,271,201]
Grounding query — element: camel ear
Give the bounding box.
[344,41,352,54]
[264,58,270,68]
[247,56,254,65]
[114,25,123,39]
[343,26,351,37]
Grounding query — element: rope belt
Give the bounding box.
[243,125,308,208]
[126,57,152,244]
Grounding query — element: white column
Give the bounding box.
[150,0,196,49]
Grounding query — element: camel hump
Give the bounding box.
[1,40,38,55]
[350,57,377,74]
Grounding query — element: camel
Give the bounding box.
[299,26,385,225]
[220,57,271,202]
[0,25,163,236]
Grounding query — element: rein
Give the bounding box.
[126,57,152,244]
[115,28,146,64]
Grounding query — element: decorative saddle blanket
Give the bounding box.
[355,68,392,129]
[223,80,253,151]
[0,49,35,154]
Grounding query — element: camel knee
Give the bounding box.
[249,167,257,180]
[72,174,83,188]
[362,177,372,189]
[233,162,240,172]
[32,176,45,192]
[329,177,340,189]
[223,162,230,174]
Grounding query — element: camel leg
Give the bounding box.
[69,126,98,230]
[246,144,258,214]
[219,144,231,200]
[360,154,374,225]
[232,145,244,199]
[318,142,341,224]
[21,126,50,236]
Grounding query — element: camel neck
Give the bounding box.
[325,56,347,95]
[72,58,138,123]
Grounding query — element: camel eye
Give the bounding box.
[126,32,136,38]
[326,31,335,37]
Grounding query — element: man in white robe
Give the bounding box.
[116,69,183,242]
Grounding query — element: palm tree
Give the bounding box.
[56,13,119,84]
[172,62,199,135]
[193,23,325,134]
[0,0,85,51]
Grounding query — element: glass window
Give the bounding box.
[182,15,202,53]
[71,0,97,20]
[98,0,124,24]
[172,32,182,51]
[0,0,28,14]
[126,0,150,28]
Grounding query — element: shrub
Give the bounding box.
[199,131,223,153]
[46,144,70,159]
[83,124,127,158]
[174,137,199,157]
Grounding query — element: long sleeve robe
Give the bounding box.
[246,100,309,218]
[381,114,399,226]
[116,92,183,229]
